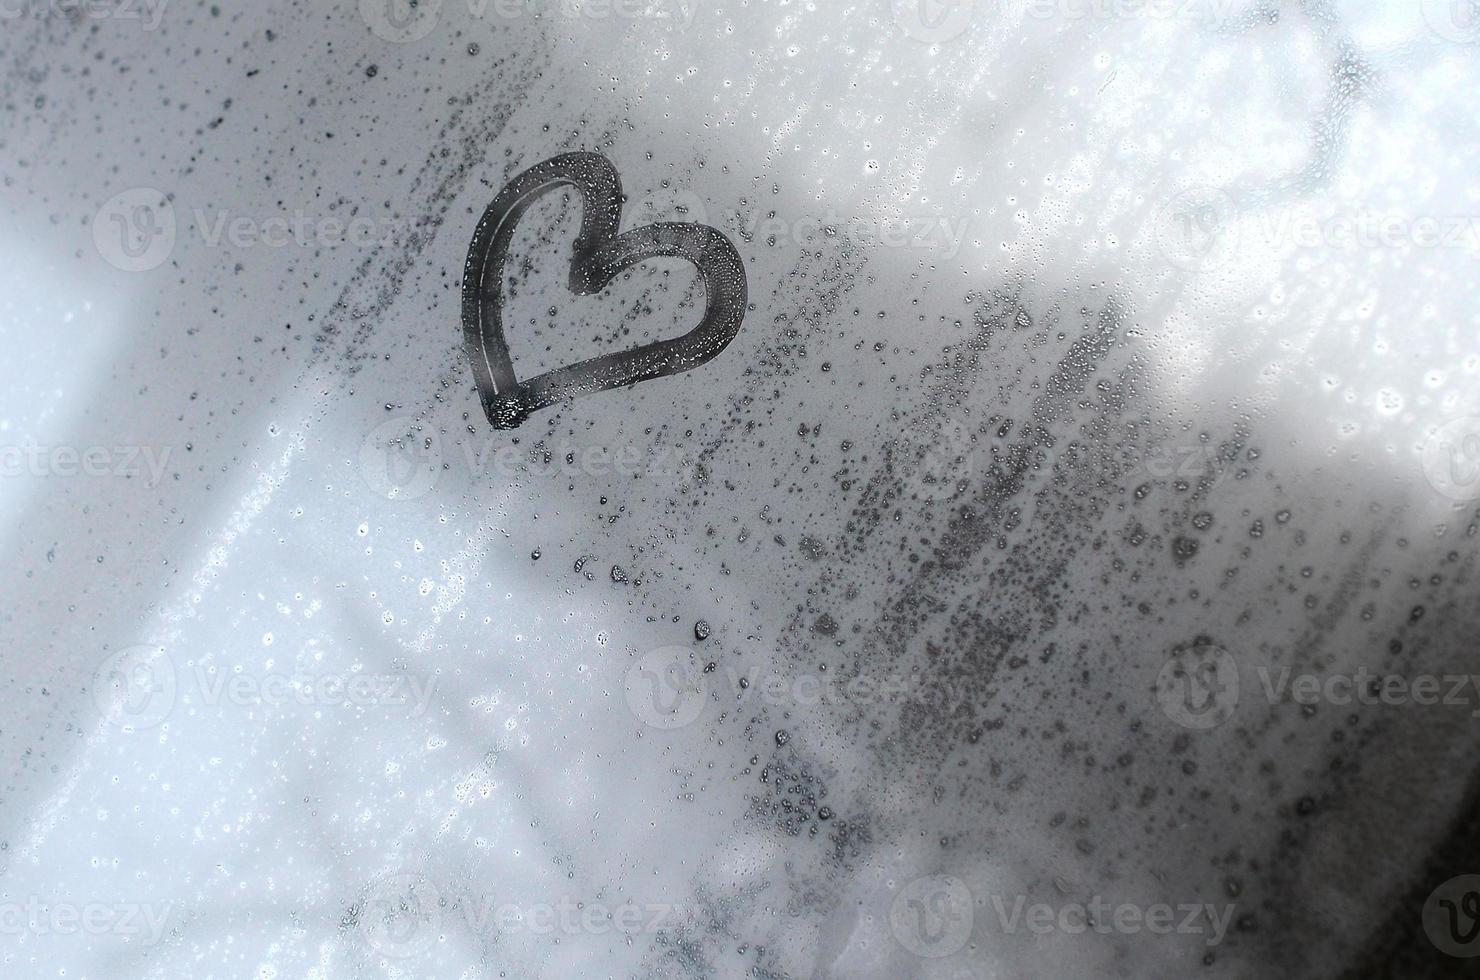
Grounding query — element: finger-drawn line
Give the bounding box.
[462,151,748,429]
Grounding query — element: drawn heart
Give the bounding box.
[462,152,748,430]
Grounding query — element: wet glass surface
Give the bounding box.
[2,1,1479,976]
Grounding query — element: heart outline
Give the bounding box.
[462,152,748,430]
